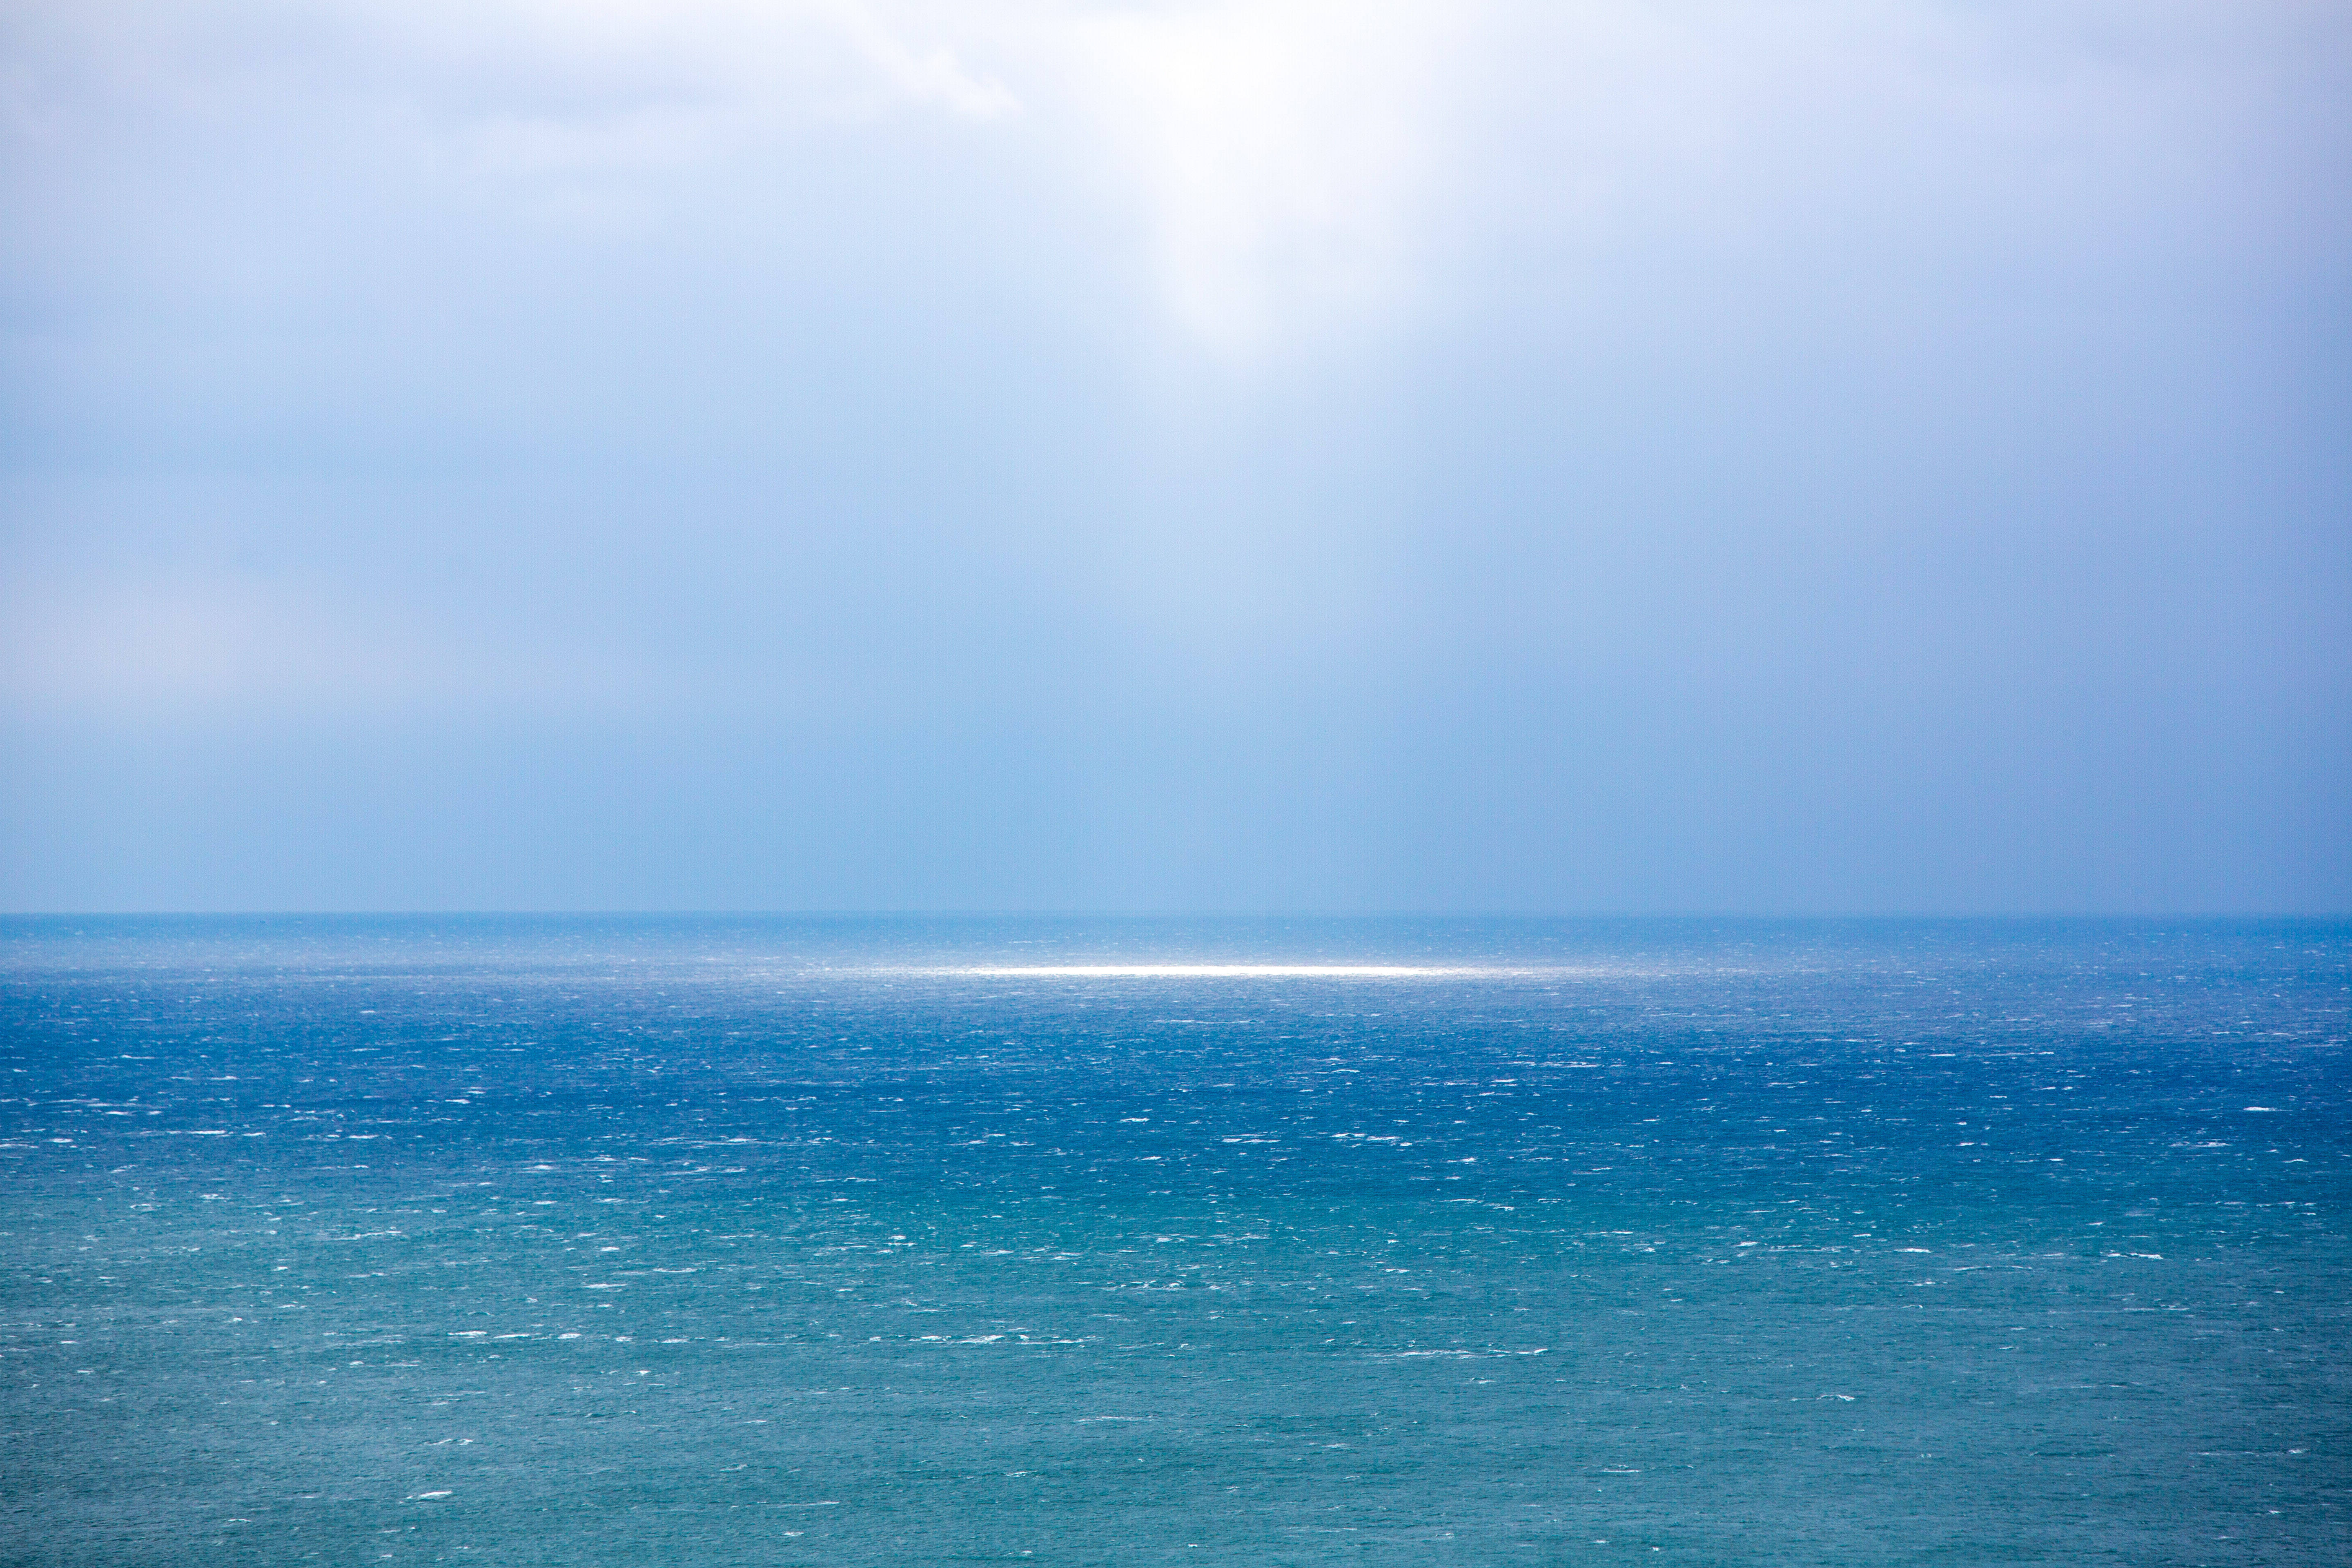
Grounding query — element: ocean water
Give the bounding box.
[1,916,2345,1566]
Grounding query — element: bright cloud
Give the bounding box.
[1044,0,1468,358]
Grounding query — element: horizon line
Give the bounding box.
[2,910,2345,922]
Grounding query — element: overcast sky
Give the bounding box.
[3,0,2347,913]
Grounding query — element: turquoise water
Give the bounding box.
[2,917,2345,1564]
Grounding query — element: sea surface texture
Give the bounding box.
[1,916,2345,1566]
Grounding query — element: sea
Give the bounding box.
[1,915,2344,1566]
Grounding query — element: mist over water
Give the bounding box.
[3,916,2345,1565]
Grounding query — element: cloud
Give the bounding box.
[3,0,1473,356]
[1044,0,1468,359]
[0,569,657,715]
[1,1,2345,909]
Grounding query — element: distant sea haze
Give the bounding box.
[2,916,2345,1565]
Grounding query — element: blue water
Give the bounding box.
[2,916,2345,1565]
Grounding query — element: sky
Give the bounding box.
[2,0,2347,914]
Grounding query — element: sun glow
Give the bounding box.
[942,964,1480,978]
